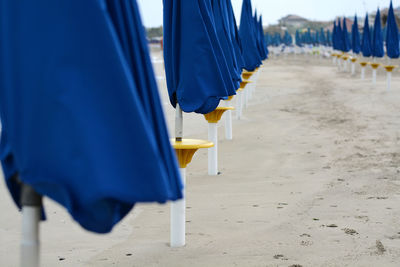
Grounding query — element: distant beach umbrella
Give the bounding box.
[259,16,269,59]
[372,9,384,58]
[342,18,351,52]
[239,0,262,70]
[211,0,241,87]
[361,14,372,57]
[164,0,236,114]
[319,28,326,46]
[295,30,302,47]
[352,15,361,54]
[332,21,338,49]
[252,10,265,60]
[225,0,245,70]
[386,1,400,59]
[337,19,344,51]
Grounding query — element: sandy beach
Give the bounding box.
[2,51,400,266]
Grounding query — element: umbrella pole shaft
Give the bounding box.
[21,207,40,267]
[20,183,42,267]
[373,69,377,85]
[170,168,186,247]
[225,101,233,140]
[351,63,355,75]
[236,91,242,120]
[244,88,249,109]
[387,72,392,91]
[175,104,183,141]
[361,67,365,80]
[208,123,218,175]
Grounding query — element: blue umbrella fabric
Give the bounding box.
[211,0,241,87]
[253,10,266,61]
[295,30,302,47]
[225,0,245,71]
[361,14,372,57]
[386,1,400,59]
[0,0,182,233]
[332,21,338,49]
[352,15,361,54]
[239,0,262,71]
[337,20,344,51]
[342,18,351,52]
[259,16,269,59]
[372,9,384,58]
[163,0,236,114]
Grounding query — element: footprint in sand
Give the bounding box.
[273,254,288,261]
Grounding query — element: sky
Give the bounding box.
[137,0,392,27]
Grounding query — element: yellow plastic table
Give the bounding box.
[242,71,255,80]
[203,106,235,123]
[171,139,213,168]
[369,62,381,69]
[384,65,397,72]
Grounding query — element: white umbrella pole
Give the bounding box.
[387,71,392,91]
[224,100,233,140]
[372,69,377,85]
[236,91,242,120]
[170,104,186,247]
[344,59,348,72]
[170,168,186,247]
[244,88,249,109]
[351,62,355,75]
[20,183,42,267]
[208,123,218,175]
[361,67,365,80]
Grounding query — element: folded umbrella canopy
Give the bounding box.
[361,14,372,57]
[239,0,262,71]
[225,0,245,72]
[163,0,236,114]
[372,9,384,58]
[253,10,266,60]
[342,18,351,52]
[332,21,338,50]
[386,1,399,59]
[352,15,361,54]
[0,0,182,233]
[211,0,241,88]
[259,16,269,59]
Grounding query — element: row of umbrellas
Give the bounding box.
[0,0,269,265]
[164,0,268,115]
[332,1,399,60]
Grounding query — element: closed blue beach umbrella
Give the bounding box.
[239,0,262,71]
[163,0,236,114]
[0,0,183,234]
[342,18,351,52]
[386,1,400,59]
[361,14,372,57]
[372,9,384,58]
[352,15,361,54]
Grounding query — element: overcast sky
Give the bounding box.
[136,0,393,27]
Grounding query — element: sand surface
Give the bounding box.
[1,51,400,266]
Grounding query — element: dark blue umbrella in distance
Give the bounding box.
[259,16,268,59]
[239,0,262,71]
[0,0,182,234]
[259,15,269,59]
[342,18,351,52]
[320,28,326,46]
[295,30,302,47]
[337,19,344,51]
[386,0,400,59]
[253,10,265,61]
[332,21,338,49]
[361,14,372,57]
[372,9,384,58]
[352,15,361,54]
[164,0,236,114]
[211,0,241,87]
[225,0,245,70]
